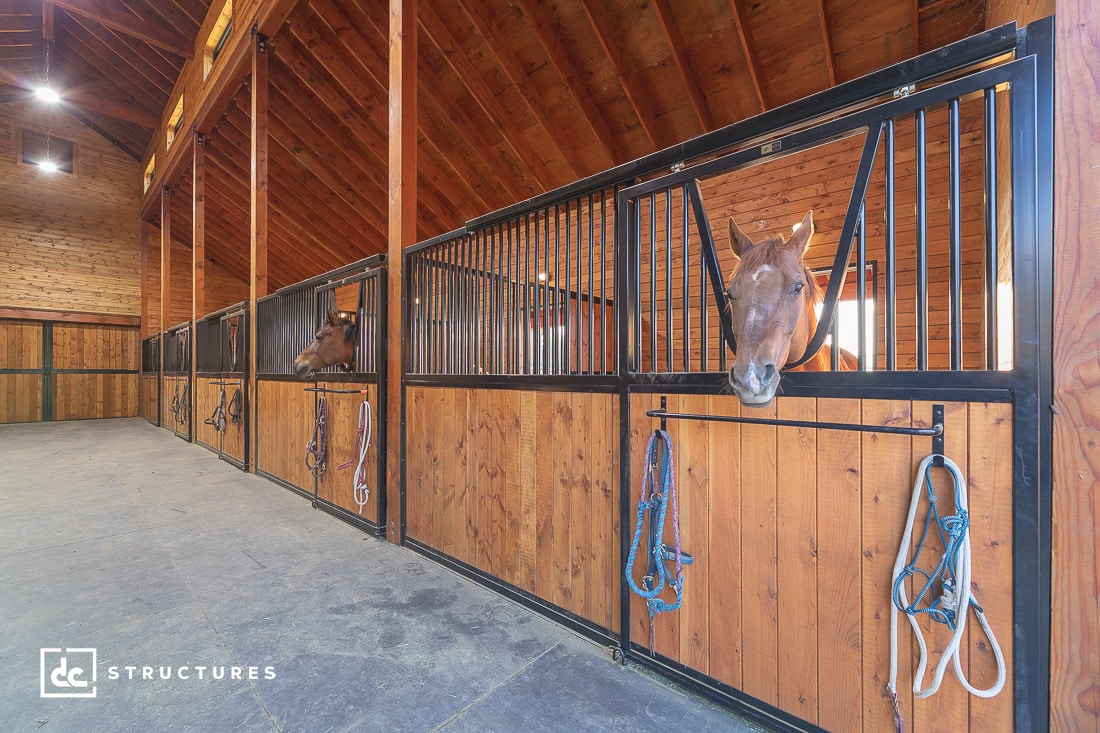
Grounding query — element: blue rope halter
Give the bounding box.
[626,429,692,620]
[891,458,972,630]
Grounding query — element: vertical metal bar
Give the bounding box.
[857,204,867,371]
[564,201,572,375]
[885,117,897,370]
[915,107,928,370]
[587,194,595,375]
[642,189,651,372]
[699,212,708,374]
[984,86,998,368]
[632,195,641,370]
[681,185,690,371]
[949,96,963,370]
[605,188,613,373]
[664,187,673,373]
[524,215,532,374]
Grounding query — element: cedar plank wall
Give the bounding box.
[0,102,141,314]
[1047,0,1100,730]
[405,387,620,632]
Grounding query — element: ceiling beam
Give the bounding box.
[815,0,837,87]
[727,0,768,113]
[47,0,194,59]
[579,0,660,150]
[652,0,714,133]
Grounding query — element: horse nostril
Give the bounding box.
[762,362,777,384]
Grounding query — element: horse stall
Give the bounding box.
[193,303,249,469]
[161,322,191,441]
[402,19,1051,733]
[140,334,160,425]
[255,256,387,534]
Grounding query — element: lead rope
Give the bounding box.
[305,396,327,478]
[336,398,372,514]
[887,454,1006,732]
[625,429,692,653]
[227,387,242,425]
[204,386,227,433]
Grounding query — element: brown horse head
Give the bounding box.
[293,309,357,379]
[725,210,820,406]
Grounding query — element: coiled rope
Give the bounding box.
[337,398,372,515]
[626,429,692,644]
[305,396,327,478]
[887,454,1006,732]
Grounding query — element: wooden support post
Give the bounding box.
[140,220,150,338]
[249,30,269,472]
[387,0,417,542]
[160,186,171,384]
[193,132,206,326]
[192,132,205,443]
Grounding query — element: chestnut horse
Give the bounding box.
[724,210,856,406]
[293,309,358,378]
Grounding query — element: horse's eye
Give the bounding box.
[792,282,805,295]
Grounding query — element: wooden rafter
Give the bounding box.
[727,0,768,113]
[418,5,556,194]
[652,0,714,133]
[912,0,922,54]
[579,0,660,149]
[514,0,622,166]
[458,1,587,180]
[48,0,193,59]
[816,0,837,86]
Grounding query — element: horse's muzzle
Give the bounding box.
[729,361,778,406]
[293,359,313,379]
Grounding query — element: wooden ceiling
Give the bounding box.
[2,0,988,290]
[0,0,209,160]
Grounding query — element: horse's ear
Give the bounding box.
[788,210,815,254]
[728,218,754,259]
[326,308,342,326]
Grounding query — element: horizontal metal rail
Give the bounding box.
[645,408,942,437]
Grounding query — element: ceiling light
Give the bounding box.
[36,86,60,104]
[39,159,58,173]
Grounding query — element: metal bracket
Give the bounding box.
[893,83,916,98]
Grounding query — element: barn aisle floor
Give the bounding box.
[0,418,761,733]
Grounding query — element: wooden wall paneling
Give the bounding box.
[1050,1,1100,730]
[815,397,863,730]
[707,393,743,690]
[552,388,575,610]
[676,393,710,674]
[0,374,43,423]
[193,376,220,451]
[534,391,556,600]
[966,401,1014,729]
[0,102,141,318]
[220,379,246,465]
[739,401,779,706]
[499,389,519,586]
[464,388,481,568]
[776,396,819,723]
[591,391,617,632]
[859,399,915,732]
[405,386,426,542]
[0,319,43,369]
[140,373,158,423]
[568,389,591,620]
[516,390,537,593]
[255,380,313,493]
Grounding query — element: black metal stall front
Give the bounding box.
[194,302,249,469]
[255,255,388,535]
[162,322,191,441]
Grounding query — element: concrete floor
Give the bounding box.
[0,418,763,733]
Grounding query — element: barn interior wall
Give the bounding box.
[0,102,141,316]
